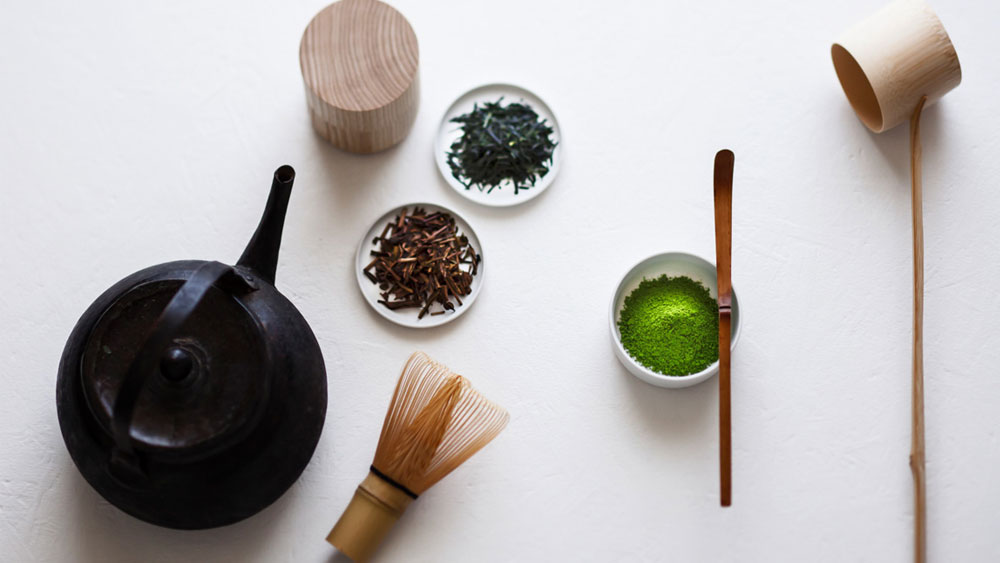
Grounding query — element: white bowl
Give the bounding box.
[609,252,741,389]
[355,202,484,328]
[434,83,561,207]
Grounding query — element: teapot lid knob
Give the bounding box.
[160,347,194,383]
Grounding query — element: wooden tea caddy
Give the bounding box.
[300,0,419,153]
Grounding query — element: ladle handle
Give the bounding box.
[108,261,249,484]
[909,96,927,563]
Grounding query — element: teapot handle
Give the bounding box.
[108,261,252,485]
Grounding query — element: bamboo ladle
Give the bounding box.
[831,1,961,561]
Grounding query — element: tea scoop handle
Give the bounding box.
[108,261,251,485]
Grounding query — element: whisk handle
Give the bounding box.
[327,471,415,562]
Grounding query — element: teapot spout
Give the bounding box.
[238,165,295,285]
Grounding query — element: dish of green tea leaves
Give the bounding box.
[435,84,562,207]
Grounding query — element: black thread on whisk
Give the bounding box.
[370,465,419,499]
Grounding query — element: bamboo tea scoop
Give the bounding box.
[831,1,961,561]
[713,149,734,507]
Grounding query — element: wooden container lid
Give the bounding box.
[300,0,419,153]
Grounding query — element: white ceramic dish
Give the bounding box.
[355,202,484,328]
[609,252,741,389]
[434,83,561,207]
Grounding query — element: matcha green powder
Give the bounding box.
[617,275,719,376]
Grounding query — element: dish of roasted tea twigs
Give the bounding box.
[355,203,485,328]
[435,83,562,207]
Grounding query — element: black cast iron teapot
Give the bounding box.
[57,165,327,529]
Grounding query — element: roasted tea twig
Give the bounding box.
[364,207,480,319]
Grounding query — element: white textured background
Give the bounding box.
[2,0,999,561]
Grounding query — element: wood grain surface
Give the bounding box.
[909,95,927,563]
[832,0,961,133]
[714,149,734,508]
[300,0,419,153]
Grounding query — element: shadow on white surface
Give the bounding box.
[326,550,352,563]
[308,131,410,211]
[64,452,297,562]
[618,362,715,440]
[838,97,949,189]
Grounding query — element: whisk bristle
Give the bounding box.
[372,352,509,495]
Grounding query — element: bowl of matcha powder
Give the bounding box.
[610,252,741,388]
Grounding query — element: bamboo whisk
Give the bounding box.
[327,352,509,561]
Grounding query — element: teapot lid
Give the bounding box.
[80,272,269,459]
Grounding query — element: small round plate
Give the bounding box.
[356,202,485,328]
[434,83,562,207]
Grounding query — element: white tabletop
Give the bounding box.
[3,0,999,561]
